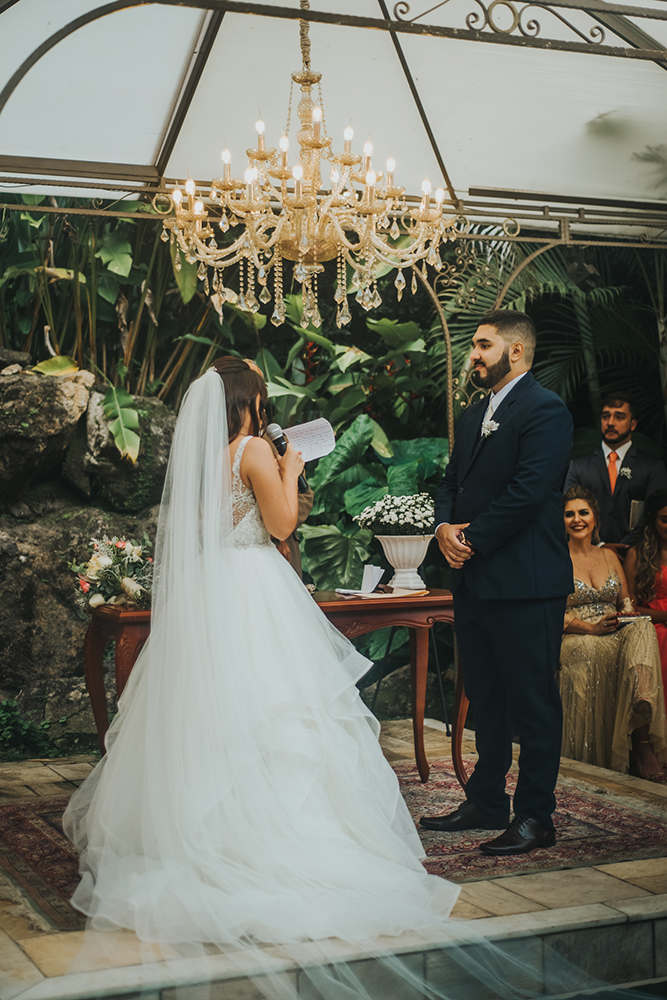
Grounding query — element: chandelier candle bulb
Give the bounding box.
[221,148,231,184]
[279,135,289,169]
[185,177,195,211]
[172,187,182,206]
[344,126,353,155]
[421,177,432,209]
[366,170,376,205]
[312,106,322,141]
[386,157,396,188]
[363,140,373,174]
[255,118,265,152]
[435,186,445,206]
[293,164,303,201]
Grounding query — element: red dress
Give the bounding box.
[648,564,667,714]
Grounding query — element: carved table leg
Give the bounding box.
[452,660,470,791]
[84,619,110,754]
[409,627,430,782]
[114,625,149,698]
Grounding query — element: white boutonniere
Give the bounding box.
[619,467,632,480]
[481,418,500,438]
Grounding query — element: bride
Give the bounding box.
[63,358,459,948]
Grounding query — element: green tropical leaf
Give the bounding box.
[97,270,119,304]
[32,356,79,375]
[387,461,420,496]
[334,345,373,372]
[300,523,373,591]
[169,239,198,304]
[369,419,393,459]
[312,463,380,516]
[103,386,141,464]
[310,414,375,490]
[95,231,133,278]
[366,318,422,348]
[389,438,448,478]
[343,478,388,516]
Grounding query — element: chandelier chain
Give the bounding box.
[299,0,312,71]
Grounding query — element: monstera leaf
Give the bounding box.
[300,523,373,591]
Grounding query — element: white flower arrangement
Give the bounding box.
[353,493,435,537]
[481,417,500,438]
[70,535,153,612]
[619,467,632,480]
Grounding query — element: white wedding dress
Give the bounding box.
[63,374,458,950]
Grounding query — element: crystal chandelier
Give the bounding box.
[161,1,462,330]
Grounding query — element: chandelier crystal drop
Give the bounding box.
[161,1,463,328]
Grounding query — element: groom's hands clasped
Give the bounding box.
[436,522,474,569]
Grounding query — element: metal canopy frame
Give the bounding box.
[0,0,666,243]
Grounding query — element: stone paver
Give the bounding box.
[491,868,651,909]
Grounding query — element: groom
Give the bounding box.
[421,311,573,854]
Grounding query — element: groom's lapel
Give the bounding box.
[459,398,489,481]
[461,372,534,482]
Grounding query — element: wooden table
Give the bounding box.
[84,605,151,753]
[84,590,466,785]
[313,589,455,782]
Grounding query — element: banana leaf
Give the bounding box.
[103,386,140,464]
[32,356,79,375]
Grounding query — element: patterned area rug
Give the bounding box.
[395,757,667,882]
[1,759,667,931]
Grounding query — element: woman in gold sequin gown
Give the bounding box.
[559,487,667,778]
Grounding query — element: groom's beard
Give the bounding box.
[472,347,512,390]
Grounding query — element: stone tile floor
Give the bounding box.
[1,719,666,999]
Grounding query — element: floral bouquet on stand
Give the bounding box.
[70,535,154,612]
[354,494,435,590]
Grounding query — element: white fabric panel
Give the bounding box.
[0,3,204,164]
[398,32,667,201]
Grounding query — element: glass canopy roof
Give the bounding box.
[1,0,666,238]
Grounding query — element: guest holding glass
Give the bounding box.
[625,489,667,717]
[559,486,667,781]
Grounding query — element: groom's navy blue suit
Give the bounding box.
[436,372,573,828]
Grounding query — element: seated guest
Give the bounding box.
[559,486,667,781]
[564,393,667,554]
[625,490,667,715]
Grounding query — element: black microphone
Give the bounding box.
[266,423,309,493]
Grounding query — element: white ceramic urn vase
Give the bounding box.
[375,534,434,590]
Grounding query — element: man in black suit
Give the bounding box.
[420,311,573,855]
[564,393,667,553]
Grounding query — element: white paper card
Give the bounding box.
[335,565,384,597]
[285,417,336,463]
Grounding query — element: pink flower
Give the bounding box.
[147,557,153,563]
[115,541,125,549]
[79,578,90,593]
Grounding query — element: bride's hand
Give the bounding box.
[277,441,304,483]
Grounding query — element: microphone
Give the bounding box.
[266,423,310,493]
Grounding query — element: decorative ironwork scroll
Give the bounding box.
[394,0,608,47]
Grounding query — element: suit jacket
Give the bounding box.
[564,445,667,544]
[435,372,574,600]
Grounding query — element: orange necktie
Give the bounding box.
[608,451,618,492]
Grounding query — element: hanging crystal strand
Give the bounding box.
[160,227,169,243]
[174,246,182,272]
[371,280,382,309]
[238,257,247,311]
[411,268,418,295]
[311,272,322,328]
[271,253,285,326]
[246,260,259,312]
[301,276,311,329]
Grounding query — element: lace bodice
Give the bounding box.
[231,436,271,548]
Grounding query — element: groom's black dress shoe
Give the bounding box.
[479,817,556,856]
[419,800,509,832]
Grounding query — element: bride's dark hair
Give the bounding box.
[633,489,667,605]
[208,356,268,442]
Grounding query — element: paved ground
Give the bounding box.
[1,720,666,999]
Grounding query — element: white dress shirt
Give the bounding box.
[601,439,632,467]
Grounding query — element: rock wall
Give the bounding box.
[0,362,176,749]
